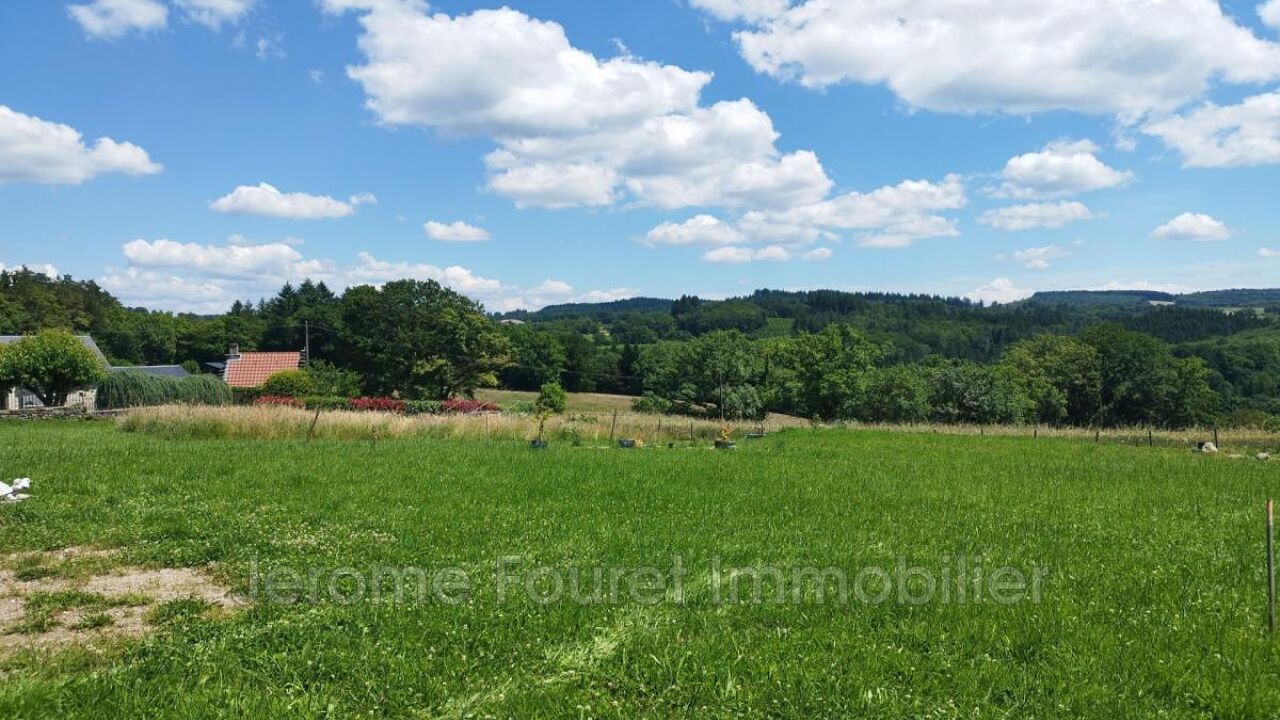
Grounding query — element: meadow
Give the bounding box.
[1,419,1279,718]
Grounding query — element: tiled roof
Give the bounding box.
[222,352,301,388]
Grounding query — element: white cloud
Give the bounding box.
[801,247,833,261]
[1142,91,1280,167]
[992,140,1133,199]
[1151,212,1232,241]
[324,2,831,211]
[703,244,792,263]
[255,32,285,61]
[344,252,503,295]
[349,192,377,206]
[425,220,490,242]
[718,0,1280,116]
[99,268,232,314]
[1009,245,1070,271]
[209,183,371,219]
[690,0,788,22]
[173,0,256,29]
[309,69,326,84]
[1262,0,1280,30]
[966,278,1032,305]
[121,239,305,276]
[644,215,743,246]
[0,105,162,185]
[979,201,1096,231]
[1260,247,1279,257]
[0,263,59,278]
[531,279,574,296]
[67,0,167,40]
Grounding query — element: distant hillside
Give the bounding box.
[498,297,673,321]
[1024,290,1177,308]
[1025,289,1280,310]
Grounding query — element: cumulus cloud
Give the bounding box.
[644,215,743,246]
[173,0,256,28]
[801,247,833,261]
[99,267,232,314]
[1262,0,1280,29]
[1008,245,1070,270]
[979,201,1096,231]
[1259,247,1279,257]
[1151,212,1232,241]
[323,2,831,210]
[67,0,167,40]
[0,105,162,185]
[424,220,490,242]
[209,183,371,219]
[992,141,1133,199]
[703,244,793,263]
[690,0,788,22]
[1143,91,1280,167]
[711,0,1280,116]
[121,238,305,276]
[0,262,59,278]
[966,278,1032,305]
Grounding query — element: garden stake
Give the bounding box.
[1268,499,1276,635]
[609,410,618,442]
[305,405,322,443]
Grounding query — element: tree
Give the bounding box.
[856,366,931,423]
[338,280,511,399]
[499,326,565,390]
[260,369,318,398]
[770,325,882,420]
[1000,335,1102,426]
[924,358,1030,425]
[536,381,568,414]
[0,330,106,406]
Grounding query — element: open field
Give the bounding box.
[477,388,641,414]
[2,421,1280,717]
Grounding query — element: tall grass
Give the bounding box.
[97,371,232,410]
[117,405,782,442]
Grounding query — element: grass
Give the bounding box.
[0,420,1278,717]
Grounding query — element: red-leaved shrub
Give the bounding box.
[440,398,500,414]
[348,397,406,413]
[255,395,304,408]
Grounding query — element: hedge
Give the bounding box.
[96,371,233,410]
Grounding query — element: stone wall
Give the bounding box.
[0,407,121,421]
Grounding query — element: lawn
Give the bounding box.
[1,420,1279,718]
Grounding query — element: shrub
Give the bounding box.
[504,400,537,415]
[440,398,499,414]
[255,395,304,408]
[260,369,317,398]
[305,360,361,398]
[97,371,231,410]
[632,392,672,415]
[300,396,350,411]
[404,400,443,416]
[232,386,263,405]
[535,382,568,414]
[349,397,406,413]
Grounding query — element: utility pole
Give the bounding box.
[303,320,311,367]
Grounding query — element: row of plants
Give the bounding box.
[251,394,502,415]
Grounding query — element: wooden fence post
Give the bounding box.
[609,410,618,442]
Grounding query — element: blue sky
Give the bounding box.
[2,0,1280,313]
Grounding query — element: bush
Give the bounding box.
[97,371,230,410]
[535,382,567,414]
[305,360,361,398]
[300,396,350,411]
[260,369,317,398]
[440,398,499,414]
[349,397,406,413]
[632,392,672,415]
[255,395,304,408]
[404,400,442,416]
[504,400,537,415]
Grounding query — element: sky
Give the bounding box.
[2,0,1280,313]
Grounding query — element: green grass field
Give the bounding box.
[2,421,1279,717]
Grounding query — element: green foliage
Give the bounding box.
[856,366,931,423]
[631,392,672,414]
[404,399,443,416]
[259,369,318,398]
[96,370,231,410]
[535,381,567,414]
[300,396,351,411]
[338,279,511,400]
[499,326,566,390]
[0,329,106,406]
[924,359,1031,425]
[304,360,361,398]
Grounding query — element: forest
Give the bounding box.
[3,268,1279,427]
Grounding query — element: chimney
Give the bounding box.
[227,343,241,360]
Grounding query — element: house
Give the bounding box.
[1,335,108,410]
[221,344,302,388]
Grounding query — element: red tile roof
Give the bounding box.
[223,352,301,388]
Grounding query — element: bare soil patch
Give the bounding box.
[1,547,242,656]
